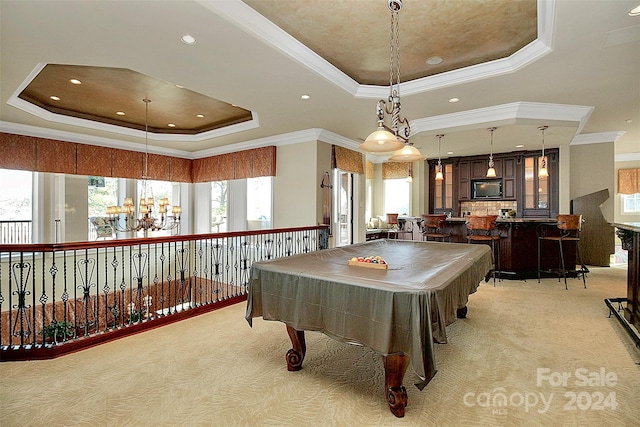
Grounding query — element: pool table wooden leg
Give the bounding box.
[285,325,306,371]
[383,353,409,417]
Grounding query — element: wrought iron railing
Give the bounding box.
[0,220,32,244]
[0,225,329,360]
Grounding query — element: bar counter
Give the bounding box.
[612,222,640,334]
[442,217,575,279]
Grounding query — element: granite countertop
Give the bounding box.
[446,217,555,223]
[612,222,640,233]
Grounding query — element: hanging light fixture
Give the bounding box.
[538,125,549,177]
[106,99,181,237]
[406,163,413,183]
[361,0,425,162]
[486,127,497,178]
[435,134,444,181]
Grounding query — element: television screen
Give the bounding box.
[472,179,502,199]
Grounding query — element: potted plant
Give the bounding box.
[40,320,74,342]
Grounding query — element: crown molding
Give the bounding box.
[410,102,593,136]
[615,152,640,162]
[570,131,626,145]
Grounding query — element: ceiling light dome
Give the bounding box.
[388,144,426,162]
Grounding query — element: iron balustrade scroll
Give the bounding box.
[0,225,329,359]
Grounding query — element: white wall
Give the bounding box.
[570,142,615,222]
[273,141,319,228]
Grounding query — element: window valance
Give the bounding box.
[0,132,276,183]
[366,161,374,179]
[382,162,411,179]
[618,168,640,194]
[332,145,364,174]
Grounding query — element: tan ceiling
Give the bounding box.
[243,0,537,85]
[15,1,536,136]
[1,0,638,160]
[18,64,252,134]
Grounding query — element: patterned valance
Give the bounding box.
[366,161,374,179]
[618,168,640,194]
[0,132,275,183]
[332,145,364,174]
[382,162,411,179]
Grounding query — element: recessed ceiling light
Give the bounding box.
[181,34,196,45]
[168,123,176,128]
[175,84,184,89]
[69,79,82,85]
[426,56,443,65]
[116,111,125,116]
[449,98,460,103]
[301,94,310,100]
[447,151,454,155]
[515,144,524,148]
[629,5,640,16]
[50,95,60,101]
[196,114,205,118]
[625,119,633,124]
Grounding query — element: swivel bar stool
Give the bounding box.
[537,214,587,289]
[466,215,501,285]
[386,213,413,240]
[421,214,451,242]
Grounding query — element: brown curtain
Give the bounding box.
[618,168,640,194]
[2,133,276,183]
[332,145,364,174]
[382,162,411,179]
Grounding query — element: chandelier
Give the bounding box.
[360,0,425,162]
[106,99,181,236]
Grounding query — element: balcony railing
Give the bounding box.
[0,220,32,244]
[0,225,329,360]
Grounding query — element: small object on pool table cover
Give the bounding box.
[348,256,388,269]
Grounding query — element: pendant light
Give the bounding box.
[360,0,425,162]
[538,125,549,177]
[435,134,444,181]
[486,127,497,178]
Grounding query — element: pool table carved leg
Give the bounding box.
[383,353,409,417]
[285,325,306,371]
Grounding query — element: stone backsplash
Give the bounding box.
[459,201,517,217]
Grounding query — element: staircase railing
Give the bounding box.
[0,225,329,360]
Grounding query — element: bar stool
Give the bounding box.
[466,215,501,285]
[397,217,415,240]
[386,213,399,239]
[537,214,587,289]
[421,214,451,242]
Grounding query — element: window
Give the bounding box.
[211,180,228,232]
[384,178,410,215]
[247,177,272,230]
[0,169,32,243]
[88,177,118,218]
[622,193,640,213]
[0,169,32,220]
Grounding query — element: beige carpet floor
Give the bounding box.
[1,265,639,426]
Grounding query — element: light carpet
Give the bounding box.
[1,266,639,426]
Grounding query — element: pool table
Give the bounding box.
[246,239,492,417]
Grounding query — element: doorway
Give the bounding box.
[334,170,353,247]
